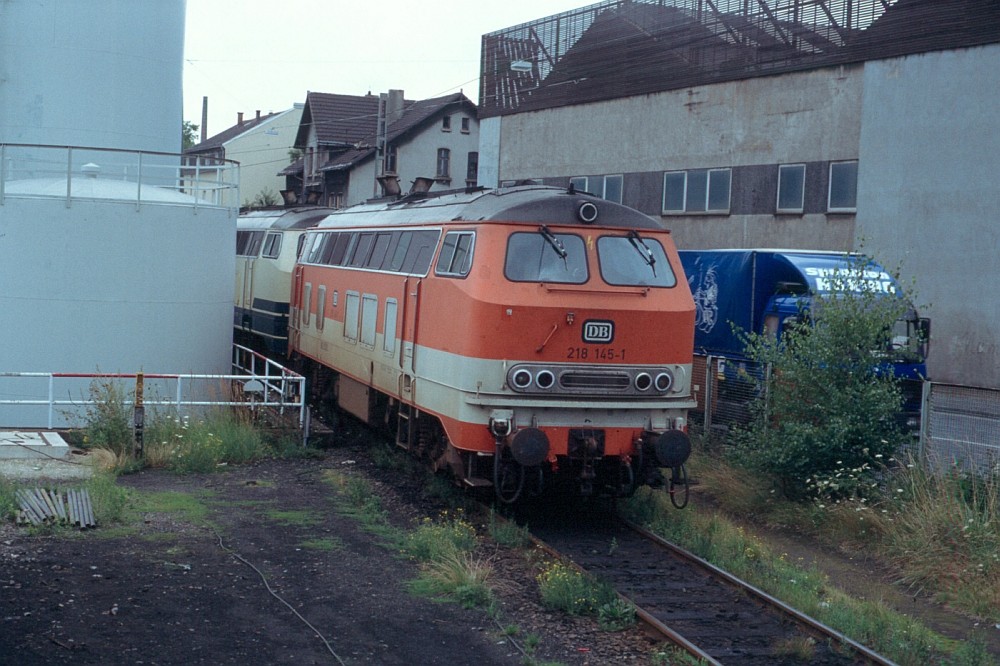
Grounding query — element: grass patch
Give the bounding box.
[322,470,399,542]
[132,489,212,524]
[400,510,477,562]
[488,510,532,548]
[298,537,344,551]
[536,560,618,618]
[407,548,494,608]
[72,378,304,475]
[264,509,323,527]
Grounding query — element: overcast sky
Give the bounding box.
[183,0,585,136]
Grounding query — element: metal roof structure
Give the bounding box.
[479,0,1000,117]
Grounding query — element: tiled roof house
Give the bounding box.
[281,90,479,207]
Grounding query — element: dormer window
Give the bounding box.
[442,115,452,132]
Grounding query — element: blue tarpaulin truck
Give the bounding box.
[677,249,930,432]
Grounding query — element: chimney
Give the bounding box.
[386,89,404,125]
[237,112,244,126]
[256,110,261,121]
[200,96,208,142]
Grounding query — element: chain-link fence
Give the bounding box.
[688,354,761,439]
[921,382,1000,477]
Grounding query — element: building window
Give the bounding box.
[602,175,623,204]
[436,148,451,179]
[662,168,731,214]
[383,145,397,174]
[461,117,470,133]
[569,176,588,193]
[828,161,858,212]
[442,115,451,131]
[466,152,478,185]
[777,164,806,213]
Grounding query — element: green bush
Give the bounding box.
[732,256,913,499]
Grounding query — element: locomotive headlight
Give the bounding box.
[654,370,674,393]
[511,369,533,389]
[634,372,653,392]
[535,369,555,390]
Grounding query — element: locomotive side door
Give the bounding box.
[398,276,422,399]
[240,258,255,331]
[289,265,305,352]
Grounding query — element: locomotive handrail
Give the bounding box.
[542,284,651,295]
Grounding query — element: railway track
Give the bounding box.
[526,507,897,666]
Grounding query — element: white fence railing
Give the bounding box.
[0,346,306,432]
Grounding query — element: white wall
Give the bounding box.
[856,44,1000,386]
[226,106,303,208]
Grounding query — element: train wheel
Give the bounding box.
[493,446,525,504]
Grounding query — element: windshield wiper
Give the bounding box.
[627,230,657,273]
[539,225,567,259]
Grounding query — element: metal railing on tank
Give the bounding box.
[0,142,239,210]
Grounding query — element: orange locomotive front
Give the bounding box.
[289,185,696,502]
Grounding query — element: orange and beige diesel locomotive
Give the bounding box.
[247,185,696,502]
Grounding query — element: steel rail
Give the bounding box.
[620,518,899,666]
[524,528,720,665]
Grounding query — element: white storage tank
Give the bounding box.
[0,1,238,427]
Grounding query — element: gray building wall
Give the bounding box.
[856,44,1000,386]
[486,65,863,250]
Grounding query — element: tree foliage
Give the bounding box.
[182,121,199,150]
[245,188,281,209]
[733,257,913,500]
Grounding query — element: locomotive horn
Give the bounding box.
[654,430,691,468]
[509,427,550,467]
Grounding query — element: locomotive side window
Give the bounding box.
[386,232,412,272]
[348,232,375,267]
[596,235,677,287]
[319,232,341,265]
[304,233,326,264]
[398,230,440,275]
[436,231,475,277]
[366,232,393,269]
[504,232,588,284]
[327,233,352,266]
[236,230,265,257]
[261,232,282,259]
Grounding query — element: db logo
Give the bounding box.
[583,320,614,344]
